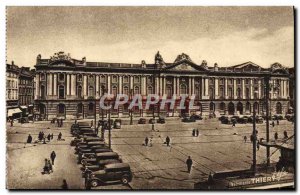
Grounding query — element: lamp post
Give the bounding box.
[130,89,133,125]
[100,86,105,139]
[152,70,156,131]
[107,93,112,149]
[252,91,258,175]
[94,91,98,133]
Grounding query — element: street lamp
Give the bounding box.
[252,91,258,175]
[130,89,133,125]
[100,86,105,139]
[106,93,112,149]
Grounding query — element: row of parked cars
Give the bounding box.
[219,114,294,125]
[182,114,203,123]
[70,122,133,188]
[138,117,165,124]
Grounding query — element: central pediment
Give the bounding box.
[165,60,207,71]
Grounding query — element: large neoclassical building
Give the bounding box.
[34,51,291,120]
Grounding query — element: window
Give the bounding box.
[147,77,153,83]
[237,88,241,98]
[166,86,172,97]
[228,87,233,98]
[229,79,233,85]
[134,76,140,83]
[41,85,46,99]
[219,87,224,98]
[77,74,82,81]
[254,79,258,84]
[112,86,117,96]
[123,86,129,95]
[246,88,250,99]
[123,76,129,83]
[77,103,83,113]
[245,79,249,84]
[237,79,241,85]
[134,86,140,95]
[220,78,224,85]
[180,84,187,95]
[41,73,45,80]
[112,76,118,83]
[147,86,153,95]
[209,87,214,99]
[59,73,65,81]
[254,87,259,99]
[209,78,214,85]
[59,85,65,99]
[88,103,94,112]
[100,75,106,83]
[77,86,82,98]
[89,86,94,97]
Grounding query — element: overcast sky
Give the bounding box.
[6,6,294,68]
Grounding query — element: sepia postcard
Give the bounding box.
[6,6,295,190]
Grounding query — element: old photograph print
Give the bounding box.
[6,6,295,190]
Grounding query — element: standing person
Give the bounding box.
[58,132,62,140]
[27,134,32,143]
[145,137,149,146]
[232,120,236,127]
[272,121,275,128]
[10,119,13,127]
[243,136,247,143]
[43,158,49,174]
[257,141,260,151]
[274,132,278,140]
[186,156,193,173]
[56,118,60,127]
[47,159,53,172]
[61,179,69,190]
[51,133,54,140]
[196,129,199,137]
[50,151,56,165]
[60,118,63,127]
[47,134,51,141]
[192,129,195,137]
[166,136,170,147]
[277,119,279,125]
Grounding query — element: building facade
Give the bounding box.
[19,67,35,114]
[6,62,20,109]
[34,51,291,120]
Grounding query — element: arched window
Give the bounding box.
[41,85,46,99]
[123,76,129,83]
[219,87,224,98]
[100,85,106,95]
[88,103,94,112]
[134,76,140,83]
[166,86,172,97]
[237,88,241,98]
[134,86,140,95]
[180,84,187,95]
[59,73,64,81]
[228,87,233,98]
[100,75,106,83]
[112,86,117,96]
[228,102,235,115]
[246,88,250,99]
[59,85,65,99]
[123,86,129,95]
[112,76,118,83]
[209,87,214,99]
[276,102,282,114]
[89,86,94,97]
[77,103,83,114]
[77,86,82,98]
[220,102,225,110]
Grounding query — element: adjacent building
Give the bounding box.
[34,51,291,120]
[19,67,35,115]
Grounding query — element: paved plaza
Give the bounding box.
[6,118,294,189]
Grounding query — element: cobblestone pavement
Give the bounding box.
[6,118,294,189]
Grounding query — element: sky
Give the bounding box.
[6,6,294,68]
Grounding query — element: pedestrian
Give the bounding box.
[41,131,44,139]
[51,133,54,140]
[61,179,69,190]
[192,129,195,137]
[243,136,247,143]
[47,134,51,141]
[58,132,62,140]
[27,134,32,143]
[43,136,46,144]
[10,119,13,127]
[149,137,153,147]
[284,131,288,139]
[166,136,170,147]
[272,121,275,127]
[145,137,149,146]
[43,158,49,174]
[57,118,60,127]
[47,159,53,172]
[257,141,260,151]
[60,118,63,127]
[277,119,279,125]
[232,120,236,127]
[50,151,56,165]
[274,132,278,140]
[196,129,199,137]
[186,156,193,173]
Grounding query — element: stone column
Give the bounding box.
[83,75,87,97]
[96,75,99,95]
[159,77,163,95]
[250,79,253,99]
[141,76,146,95]
[286,79,289,98]
[130,76,134,91]
[225,78,228,98]
[205,78,209,96]
[66,74,70,95]
[188,77,192,95]
[176,77,180,95]
[47,73,52,96]
[107,75,111,94]
[233,79,237,99]
[163,76,166,95]
[173,77,176,95]
[215,78,219,99]
[258,79,261,99]
[191,77,195,95]
[53,74,57,96]
[119,76,122,94]
[35,74,40,99]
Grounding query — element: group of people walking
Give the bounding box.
[43,151,56,174]
[26,132,63,144]
[192,129,199,137]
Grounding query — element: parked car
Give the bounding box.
[219,116,228,121]
[78,148,113,164]
[75,141,107,154]
[81,159,122,174]
[81,152,120,166]
[138,118,146,124]
[221,117,231,124]
[157,117,165,124]
[149,118,156,124]
[237,116,249,124]
[182,117,195,123]
[273,115,284,120]
[88,163,133,187]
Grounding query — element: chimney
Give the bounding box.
[11,61,14,65]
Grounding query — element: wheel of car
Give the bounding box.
[121,176,129,184]
[90,180,98,187]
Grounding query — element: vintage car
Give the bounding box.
[237,116,249,124]
[88,163,133,187]
[190,114,203,120]
[81,159,122,174]
[149,118,156,124]
[75,141,107,154]
[77,122,91,128]
[78,148,113,164]
[138,118,146,124]
[156,117,165,124]
[219,115,227,121]
[220,117,231,124]
[114,119,122,129]
[248,116,264,124]
[182,117,196,123]
[81,152,120,166]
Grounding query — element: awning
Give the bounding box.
[7,108,22,117]
[20,106,27,109]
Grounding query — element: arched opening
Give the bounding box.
[59,85,65,99]
[40,85,46,99]
[237,88,241,99]
[209,87,214,99]
[89,86,94,97]
[276,102,282,114]
[39,104,46,115]
[57,104,65,116]
[246,102,251,114]
[123,86,129,95]
[253,102,259,114]
[112,86,118,96]
[209,102,215,112]
[88,102,95,115]
[219,102,225,115]
[228,102,235,115]
[134,86,140,95]
[166,86,172,97]
[237,102,243,115]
